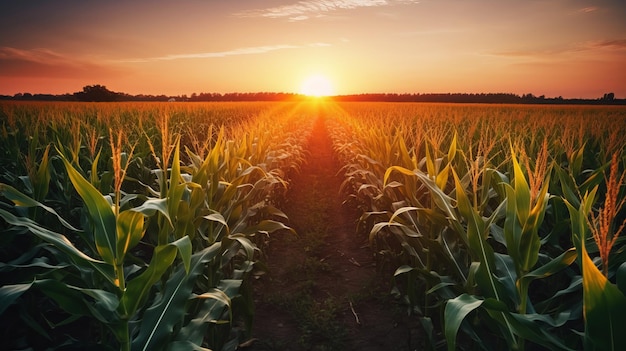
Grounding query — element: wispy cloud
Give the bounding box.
[396,28,467,37]
[121,43,331,63]
[0,46,123,78]
[0,47,68,66]
[590,39,626,50]
[234,0,419,21]
[488,38,626,59]
[577,6,598,14]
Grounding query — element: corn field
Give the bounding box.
[1,101,626,350]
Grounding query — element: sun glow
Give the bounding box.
[299,74,335,97]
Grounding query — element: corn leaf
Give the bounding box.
[175,279,242,347]
[447,132,457,165]
[444,293,485,351]
[581,249,626,350]
[0,183,81,231]
[132,242,221,351]
[510,149,531,225]
[132,198,172,226]
[519,248,576,292]
[453,170,501,298]
[33,144,51,201]
[121,236,192,317]
[0,208,115,284]
[565,190,626,350]
[0,282,34,315]
[237,219,295,236]
[116,210,145,260]
[59,152,117,266]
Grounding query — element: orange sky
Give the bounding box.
[1,1,625,98]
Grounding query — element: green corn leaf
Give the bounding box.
[91,147,102,187]
[396,133,414,169]
[175,279,242,347]
[0,282,34,315]
[383,165,415,186]
[519,248,576,293]
[436,163,450,190]
[0,208,115,284]
[510,148,531,224]
[446,293,574,351]
[481,299,574,350]
[0,260,70,271]
[121,236,192,317]
[59,152,117,266]
[225,233,257,261]
[394,265,416,277]
[570,143,585,176]
[581,252,626,350]
[204,212,229,227]
[194,288,232,323]
[132,242,221,351]
[0,183,81,231]
[565,189,626,350]
[447,132,457,165]
[494,253,518,304]
[116,210,145,260]
[451,168,517,343]
[370,222,418,245]
[388,206,419,225]
[425,141,436,177]
[132,198,172,226]
[444,293,485,351]
[237,219,295,236]
[68,285,119,312]
[564,187,598,261]
[34,279,95,317]
[456,172,501,296]
[523,187,549,271]
[556,166,581,209]
[580,221,626,350]
[414,171,462,231]
[517,248,577,314]
[578,164,608,196]
[33,144,51,202]
[504,184,522,274]
[23,279,118,328]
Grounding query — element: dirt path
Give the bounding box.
[247,110,421,350]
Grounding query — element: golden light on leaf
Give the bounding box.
[299,74,335,97]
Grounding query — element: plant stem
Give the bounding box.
[119,319,130,351]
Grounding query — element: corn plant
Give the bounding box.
[565,186,626,350]
[0,101,308,350]
[331,102,626,350]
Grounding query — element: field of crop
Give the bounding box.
[1,101,626,350]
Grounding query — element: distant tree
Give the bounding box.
[603,92,615,101]
[74,85,120,102]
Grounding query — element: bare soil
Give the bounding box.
[245,111,422,350]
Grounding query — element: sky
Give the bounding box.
[1,0,625,98]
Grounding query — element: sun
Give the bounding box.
[299,74,335,97]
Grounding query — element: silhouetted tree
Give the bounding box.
[74,85,120,102]
[603,92,615,101]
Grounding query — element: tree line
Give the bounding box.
[1,84,624,105]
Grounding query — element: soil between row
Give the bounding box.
[247,113,421,350]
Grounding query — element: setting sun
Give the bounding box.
[299,74,335,97]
